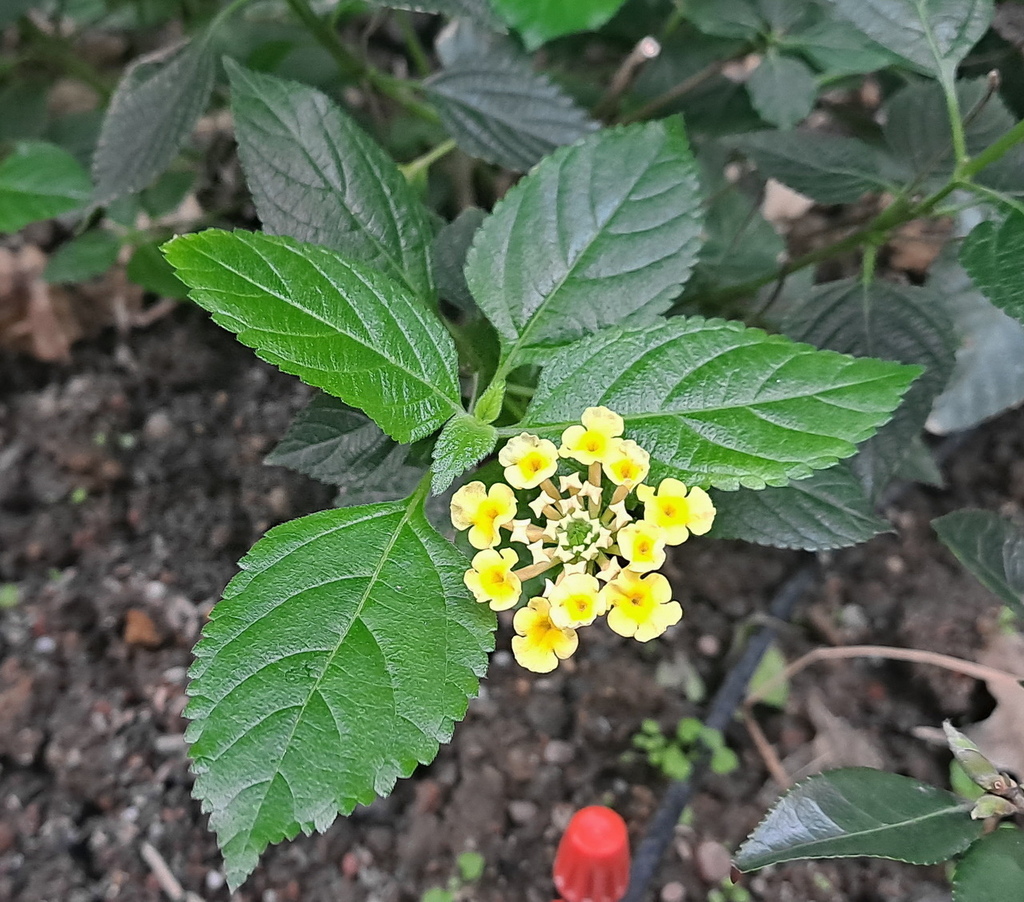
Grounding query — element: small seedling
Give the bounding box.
[632,718,740,781]
[420,850,486,902]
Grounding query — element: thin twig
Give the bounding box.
[594,35,662,121]
[617,57,729,125]
[743,712,791,788]
[140,842,206,902]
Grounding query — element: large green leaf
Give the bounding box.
[783,18,902,77]
[430,413,498,493]
[960,212,1024,325]
[265,393,430,504]
[735,768,983,870]
[489,0,628,49]
[44,230,121,283]
[520,317,921,491]
[952,828,1024,902]
[424,44,596,172]
[831,0,993,77]
[745,51,817,129]
[933,509,1024,619]
[465,120,703,365]
[710,464,890,551]
[0,141,91,232]
[163,229,462,443]
[92,39,215,205]
[225,61,436,301]
[185,495,495,888]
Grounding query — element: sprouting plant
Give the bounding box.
[632,718,739,782]
[708,876,752,902]
[420,851,486,902]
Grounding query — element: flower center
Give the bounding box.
[551,511,611,563]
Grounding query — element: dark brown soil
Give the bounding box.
[0,306,1017,902]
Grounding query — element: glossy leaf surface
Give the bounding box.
[952,829,1024,902]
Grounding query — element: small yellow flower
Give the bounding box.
[559,406,624,465]
[616,521,667,573]
[602,570,682,642]
[499,433,559,490]
[546,572,606,628]
[603,438,650,487]
[464,548,522,611]
[636,478,716,545]
[450,481,517,549]
[512,597,579,673]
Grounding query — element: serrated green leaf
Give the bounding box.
[225,61,436,301]
[424,45,597,172]
[784,18,902,77]
[465,120,703,365]
[127,241,190,298]
[520,317,922,491]
[781,278,955,500]
[745,52,818,129]
[831,0,993,77]
[430,413,498,493]
[92,39,215,205]
[185,495,495,887]
[953,829,1024,902]
[933,509,1024,618]
[44,230,121,284]
[735,768,982,870]
[960,212,1024,325]
[0,141,91,232]
[709,464,890,551]
[163,229,462,443]
[433,208,486,311]
[489,0,628,49]
[734,130,899,204]
[266,393,429,503]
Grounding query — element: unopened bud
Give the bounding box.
[970,794,1018,820]
[943,721,1004,792]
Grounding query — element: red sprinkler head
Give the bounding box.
[552,805,630,902]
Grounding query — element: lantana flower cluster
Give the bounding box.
[450,407,716,673]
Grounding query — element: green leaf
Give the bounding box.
[684,0,763,39]
[831,0,993,77]
[932,509,1024,619]
[709,464,890,551]
[433,208,486,311]
[163,229,462,443]
[953,829,1024,902]
[780,278,956,500]
[424,45,597,172]
[489,0,628,49]
[735,768,983,870]
[0,0,34,25]
[465,120,703,364]
[126,241,191,298]
[733,130,900,204]
[369,0,503,29]
[44,230,121,283]
[92,39,215,205]
[521,317,922,491]
[745,52,817,129]
[748,643,789,709]
[266,393,430,503]
[185,495,495,888]
[225,61,436,301]
[430,414,498,494]
[960,212,1024,325]
[784,18,902,78]
[0,141,91,232]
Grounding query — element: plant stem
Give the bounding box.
[399,138,456,181]
[963,181,1024,217]
[207,0,258,38]
[396,10,432,78]
[617,56,731,125]
[941,70,969,167]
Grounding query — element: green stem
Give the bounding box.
[504,382,536,400]
[960,114,1024,180]
[399,138,456,181]
[617,55,732,125]
[962,181,1024,217]
[207,0,258,38]
[941,70,969,167]
[396,10,432,78]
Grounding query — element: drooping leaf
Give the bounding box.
[424,44,597,172]
[44,231,121,283]
[465,120,703,364]
[952,828,1024,902]
[489,0,628,49]
[831,0,993,77]
[225,61,436,301]
[781,278,956,500]
[960,212,1024,325]
[521,317,922,491]
[735,768,982,870]
[932,509,1024,618]
[265,393,430,504]
[185,496,495,887]
[0,141,91,232]
[126,241,191,299]
[92,39,215,205]
[745,51,818,129]
[430,413,498,493]
[163,229,462,443]
[709,464,890,551]
[733,130,900,204]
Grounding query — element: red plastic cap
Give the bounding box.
[553,806,630,902]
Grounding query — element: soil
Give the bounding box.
[0,305,1018,902]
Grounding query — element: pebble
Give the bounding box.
[143,411,173,441]
[206,871,225,891]
[660,882,686,902]
[695,840,732,884]
[34,636,56,654]
[507,800,538,825]
[123,609,162,647]
[542,740,574,765]
[697,634,720,656]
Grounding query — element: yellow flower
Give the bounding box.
[464,548,522,611]
[499,433,559,490]
[616,521,667,573]
[450,481,517,549]
[603,438,650,487]
[601,570,682,642]
[636,478,716,545]
[546,572,606,628]
[512,597,579,673]
[559,406,624,465]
